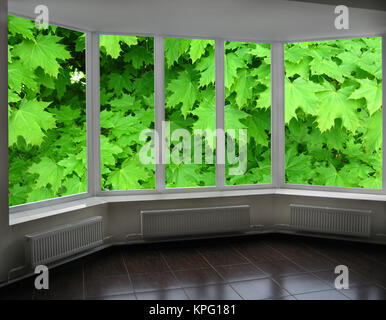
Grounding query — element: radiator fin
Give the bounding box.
[290,205,371,237]
[26,216,103,267]
[141,205,250,238]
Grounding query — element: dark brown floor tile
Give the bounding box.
[230,278,289,300]
[232,241,286,263]
[161,247,210,271]
[198,245,248,266]
[0,278,34,300]
[136,288,189,300]
[124,249,169,274]
[33,264,84,300]
[341,285,386,300]
[185,284,242,300]
[84,249,127,278]
[88,293,136,300]
[84,275,133,298]
[131,271,181,292]
[174,268,225,287]
[312,269,372,288]
[215,264,267,282]
[255,260,306,277]
[274,274,331,295]
[264,239,315,258]
[290,254,337,272]
[294,289,349,300]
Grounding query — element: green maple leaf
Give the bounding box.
[310,57,344,82]
[314,165,345,187]
[107,72,133,94]
[8,61,39,92]
[322,120,347,151]
[164,38,191,66]
[109,95,136,112]
[106,160,149,190]
[8,15,35,40]
[233,69,253,108]
[167,70,198,118]
[166,164,200,188]
[196,48,215,87]
[192,100,216,133]
[100,35,137,59]
[9,99,56,146]
[123,45,153,68]
[316,86,360,133]
[242,109,270,146]
[225,52,244,89]
[285,148,312,184]
[13,34,71,77]
[285,77,322,123]
[349,79,382,116]
[28,157,65,192]
[189,39,213,63]
[100,135,123,166]
[249,43,271,58]
[285,45,308,63]
[58,155,84,177]
[362,110,382,152]
[285,56,312,79]
[53,106,81,124]
[63,176,87,195]
[225,103,249,140]
[360,176,382,189]
[27,187,55,204]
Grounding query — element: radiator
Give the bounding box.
[141,205,250,238]
[290,204,371,237]
[25,216,103,267]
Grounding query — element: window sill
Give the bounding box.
[9,197,106,226]
[9,188,386,226]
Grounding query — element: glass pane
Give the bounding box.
[165,38,216,188]
[100,35,155,190]
[8,15,87,206]
[225,41,271,185]
[284,37,382,188]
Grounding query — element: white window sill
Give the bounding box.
[9,197,106,226]
[9,188,386,226]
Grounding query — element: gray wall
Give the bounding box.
[1,193,386,283]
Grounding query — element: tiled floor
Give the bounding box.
[0,233,385,300]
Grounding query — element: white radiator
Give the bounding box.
[290,204,371,237]
[141,205,250,238]
[26,216,103,267]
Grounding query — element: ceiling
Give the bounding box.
[8,0,386,41]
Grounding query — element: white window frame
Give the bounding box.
[7,12,386,214]
[281,35,386,195]
[8,13,92,214]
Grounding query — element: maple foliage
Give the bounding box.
[285,38,382,188]
[8,15,86,206]
[8,13,383,206]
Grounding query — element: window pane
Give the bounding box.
[225,41,271,185]
[100,35,155,190]
[165,38,216,188]
[8,15,86,206]
[284,37,382,188]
